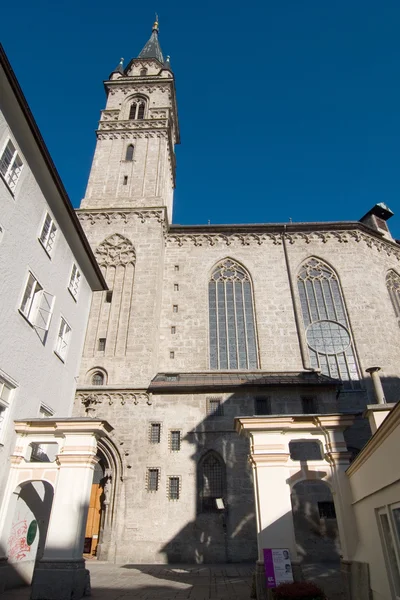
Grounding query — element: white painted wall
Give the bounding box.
[0,110,93,506]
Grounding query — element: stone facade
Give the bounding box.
[73,28,400,564]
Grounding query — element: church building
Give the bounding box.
[74,21,400,565]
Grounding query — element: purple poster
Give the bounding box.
[263,548,293,588]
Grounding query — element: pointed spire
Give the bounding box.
[138,16,164,63]
[163,55,172,71]
[115,57,124,74]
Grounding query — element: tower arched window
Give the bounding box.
[198,451,226,513]
[140,68,148,76]
[209,259,258,370]
[297,258,360,388]
[92,372,104,386]
[386,270,400,321]
[129,98,146,120]
[125,144,134,161]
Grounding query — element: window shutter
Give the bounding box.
[40,214,52,243]
[34,291,54,342]
[0,140,15,177]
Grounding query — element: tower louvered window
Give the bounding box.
[209,259,258,370]
[386,270,400,322]
[297,258,360,388]
[129,98,146,120]
[198,451,225,513]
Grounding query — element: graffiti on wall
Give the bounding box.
[8,519,31,561]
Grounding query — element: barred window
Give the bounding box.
[297,258,360,388]
[198,451,225,513]
[207,398,223,417]
[147,468,159,491]
[150,423,161,444]
[168,477,180,500]
[129,98,146,120]
[170,431,181,451]
[301,396,318,414]
[255,397,271,415]
[386,271,400,321]
[209,259,258,370]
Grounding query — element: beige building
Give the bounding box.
[73,20,400,571]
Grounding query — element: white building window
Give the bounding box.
[39,213,57,255]
[378,504,400,599]
[68,264,81,299]
[0,377,15,444]
[55,317,71,361]
[20,273,54,343]
[0,139,23,192]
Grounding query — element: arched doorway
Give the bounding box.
[291,480,340,564]
[6,480,54,587]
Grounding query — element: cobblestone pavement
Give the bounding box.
[0,562,343,600]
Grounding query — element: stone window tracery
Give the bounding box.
[129,98,146,120]
[297,258,360,388]
[386,270,400,321]
[209,259,258,370]
[198,451,226,513]
[95,234,136,268]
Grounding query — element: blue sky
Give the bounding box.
[2,0,400,237]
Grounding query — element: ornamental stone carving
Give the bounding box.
[77,209,165,226]
[96,130,168,141]
[77,391,152,416]
[95,234,136,267]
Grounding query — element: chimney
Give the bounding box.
[359,203,394,241]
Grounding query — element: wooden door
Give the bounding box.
[84,484,102,556]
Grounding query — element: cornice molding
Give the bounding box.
[96,130,168,141]
[77,208,167,228]
[108,83,172,98]
[77,391,152,414]
[98,119,168,131]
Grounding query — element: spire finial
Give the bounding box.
[119,58,124,65]
[153,13,159,32]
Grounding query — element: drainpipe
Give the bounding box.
[365,366,386,404]
[282,225,310,369]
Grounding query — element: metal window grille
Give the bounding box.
[255,397,271,415]
[209,259,258,370]
[148,469,159,491]
[200,452,225,512]
[171,431,181,451]
[150,423,161,444]
[301,397,317,414]
[318,501,336,519]
[92,372,104,386]
[297,258,360,388]
[169,477,180,500]
[98,338,106,352]
[207,398,223,416]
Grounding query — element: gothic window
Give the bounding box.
[386,270,400,321]
[297,258,360,388]
[125,145,134,161]
[198,451,226,513]
[129,98,146,120]
[209,259,258,370]
[92,372,104,386]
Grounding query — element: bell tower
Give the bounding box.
[80,19,180,223]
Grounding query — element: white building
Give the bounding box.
[0,45,107,508]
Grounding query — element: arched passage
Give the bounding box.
[291,479,340,564]
[6,480,54,587]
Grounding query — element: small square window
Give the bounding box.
[68,264,81,300]
[173,305,178,313]
[123,176,128,185]
[39,213,57,255]
[318,501,336,519]
[302,397,318,414]
[105,291,113,303]
[170,351,175,359]
[207,398,223,416]
[171,326,176,334]
[174,265,179,272]
[147,468,160,492]
[255,397,271,415]
[98,338,106,352]
[170,431,181,451]
[174,283,179,291]
[168,477,180,500]
[150,423,161,444]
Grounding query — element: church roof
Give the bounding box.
[138,19,164,63]
[149,371,340,393]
